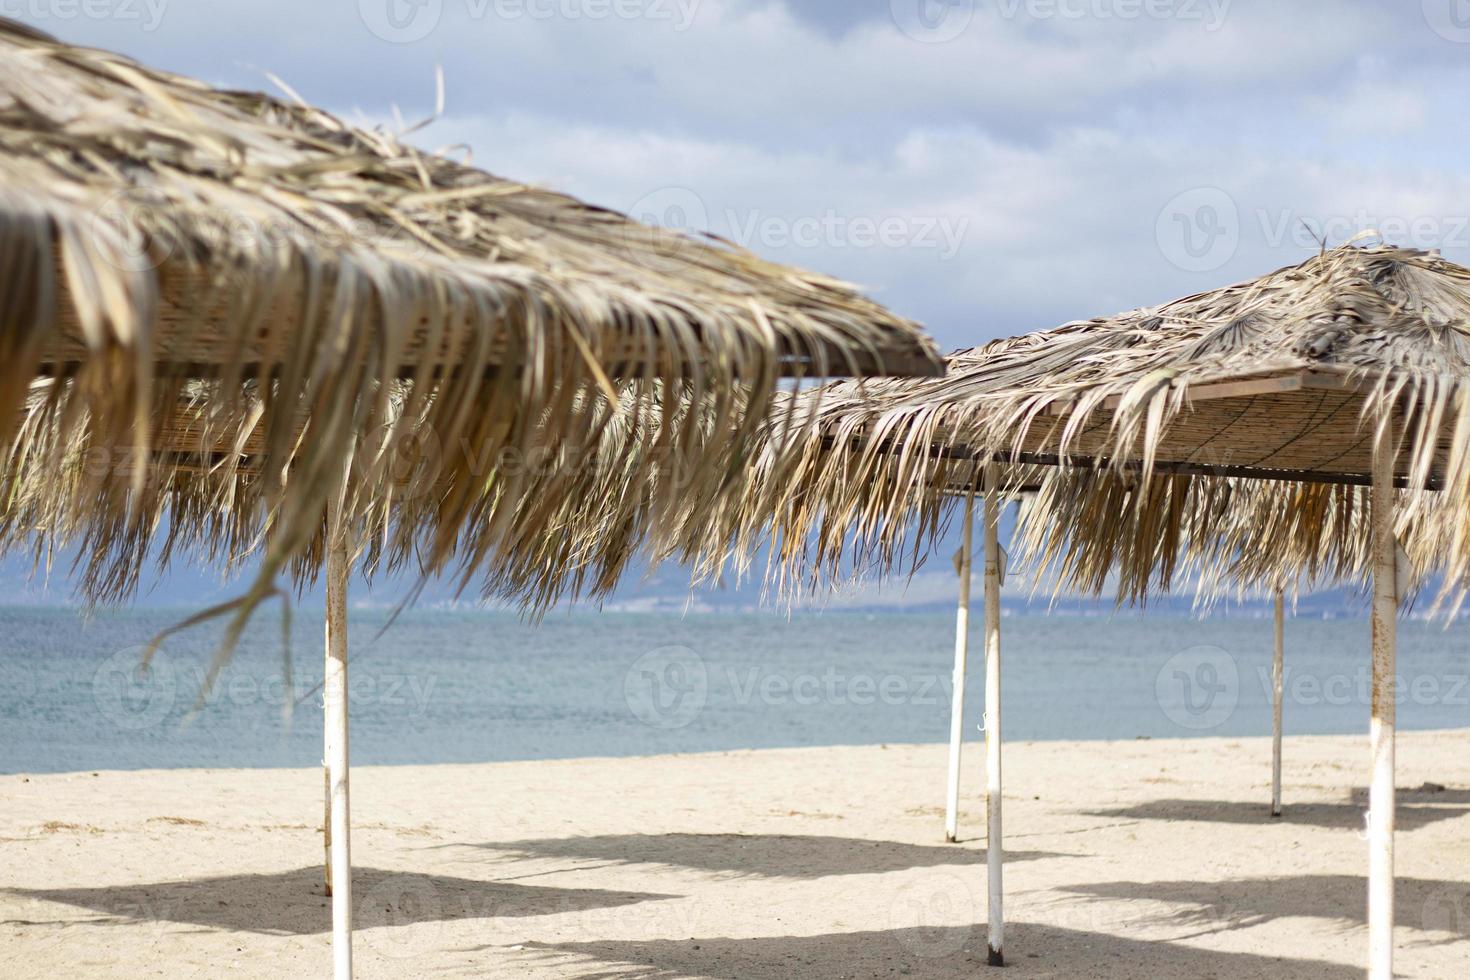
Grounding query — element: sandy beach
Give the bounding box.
[2,729,1467,979]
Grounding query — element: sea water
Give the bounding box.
[0,607,1466,773]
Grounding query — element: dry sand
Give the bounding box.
[2,729,1467,978]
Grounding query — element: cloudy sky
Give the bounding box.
[22,0,1470,352]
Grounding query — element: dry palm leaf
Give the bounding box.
[720,245,1470,611]
[0,19,940,633]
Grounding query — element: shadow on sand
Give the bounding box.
[1065,874,1470,939]
[452,833,1060,879]
[1348,783,1470,806]
[521,922,1364,979]
[1083,797,1470,831]
[3,866,674,934]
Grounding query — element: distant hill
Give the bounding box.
[0,511,1383,620]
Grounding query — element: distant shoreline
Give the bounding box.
[9,723,1470,778]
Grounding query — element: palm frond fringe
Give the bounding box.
[712,245,1470,613]
[0,19,939,614]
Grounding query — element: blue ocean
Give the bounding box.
[1,606,1466,774]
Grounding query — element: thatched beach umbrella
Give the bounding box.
[0,19,941,979]
[724,244,1468,977]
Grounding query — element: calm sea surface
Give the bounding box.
[0,607,1466,774]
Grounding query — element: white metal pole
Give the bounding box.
[324,572,334,896]
[944,491,975,843]
[1368,423,1398,980]
[1271,589,1284,818]
[324,498,353,980]
[983,479,1004,967]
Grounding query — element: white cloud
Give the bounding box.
[22,0,1470,353]
[422,102,1470,350]
[1309,77,1429,139]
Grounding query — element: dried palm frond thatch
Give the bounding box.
[0,19,940,616]
[3,379,752,611]
[1012,469,1451,606]
[731,244,1470,606]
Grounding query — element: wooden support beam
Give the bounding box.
[1037,368,1363,416]
[825,435,1443,491]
